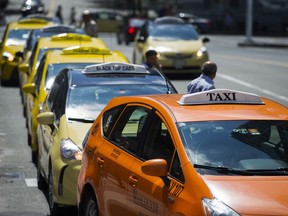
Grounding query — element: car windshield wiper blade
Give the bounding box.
[194,164,288,176]
[244,167,288,175]
[68,117,94,123]
[193,164,253,175]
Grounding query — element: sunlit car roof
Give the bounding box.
[112,89,288,122]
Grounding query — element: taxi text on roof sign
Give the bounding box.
[83,62,149,74]
[178,89,264,105]
[51,33,91,41]
[62,46,111,55]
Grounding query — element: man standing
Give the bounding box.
[143,50,162,71]
[187,61,217,93]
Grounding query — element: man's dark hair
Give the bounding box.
[201,61,217,76]
[145,50,158,58]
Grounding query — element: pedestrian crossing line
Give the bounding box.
[25,178,37,187]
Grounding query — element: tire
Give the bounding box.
[32,150,37,165]
[48,168,61,216]
[37,152,47,189]
[81,190,98,216]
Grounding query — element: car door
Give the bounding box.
[126,111,179,215]
[94,105,152,215]
[39,72,67,178]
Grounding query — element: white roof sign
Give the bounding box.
[83,62,149,74]
[178,89,264,105]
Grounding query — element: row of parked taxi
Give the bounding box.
[1,13,288,216]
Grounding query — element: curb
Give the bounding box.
[238,40,288,48]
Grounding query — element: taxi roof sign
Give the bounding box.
[178,89,264,105]
[18,18,48,24]
[62,46,111,55]
[51,33,91,41]
[83,62,149,74]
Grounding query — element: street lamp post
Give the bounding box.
[244,0,254,44]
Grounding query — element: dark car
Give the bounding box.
[116,17,146,45]
[178,12,214,34]
[21,0,45,17]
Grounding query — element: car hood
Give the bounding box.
[67,121,92,147]
[147,39,204,53]
[202,175,288,215]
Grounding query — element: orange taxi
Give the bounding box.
[77,89,288,216]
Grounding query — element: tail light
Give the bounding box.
[128,27,135,34]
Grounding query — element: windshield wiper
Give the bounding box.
[193,164,253,176]
[194,164,288,176]
[68,117,94,123]
[244,167,288,176]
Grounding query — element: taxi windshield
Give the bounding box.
[178,120,288,174]
[66,84,171,121]
[45,63,94,90]
[5,29,31,46]
[150,24,199,41]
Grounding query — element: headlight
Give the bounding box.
[196,47,208,57]
[60,139,82,160]
[202,198,240,216]
[3,51,14,61]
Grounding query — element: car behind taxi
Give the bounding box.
[36,62,177,215]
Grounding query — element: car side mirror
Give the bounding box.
[18,63,29,74]
[22,83,36,95]
[37,112,54,125]
[202,37,210,43]
[141,159,167,177]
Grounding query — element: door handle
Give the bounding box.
[128,175,138,187]
[97,157,104,167]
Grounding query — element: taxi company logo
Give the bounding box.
[207,92,236,101]
[96,65,135,71]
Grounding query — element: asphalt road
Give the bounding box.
[0,0,288,215]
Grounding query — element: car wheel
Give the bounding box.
[82,190,98,216]
[32,150,37,165]
[37,150,47,189]
[48,167,61,216]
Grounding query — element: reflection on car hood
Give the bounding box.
[202,175,288,215]
[67,121,93,147]
[148,39,203,52]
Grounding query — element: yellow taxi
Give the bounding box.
[36,62,177,215]
[77,89,288,215]
[133,16,210,74]
[0,18,54,85]
[19,33,107,147]
[22,46,128,163]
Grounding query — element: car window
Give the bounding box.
[102,106,125,138]
[178,120,288,171]
[34,54,46,94]
[170,152,185,182]
[109,106,151,154]
[45,63,93,90]
[149,24,199,41]
[6,29,31,46]
[142,114,175,168]
[47,71,67,123]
